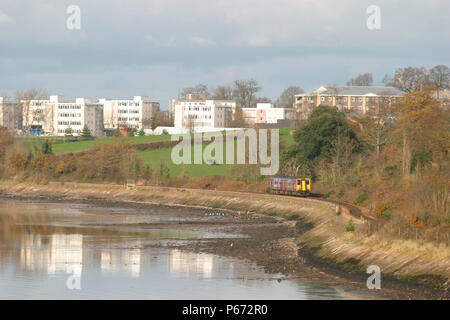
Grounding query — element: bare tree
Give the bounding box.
[387,67,428,92]
[347,73,373,86]
[15,89,48,130]
[233,79,261,108]
[429,65,450,99]
[359,97,393,158]
[275,86,304,108]
[211,85,234,100]
[180,83,209,98]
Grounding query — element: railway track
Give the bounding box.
[299,193,375,222]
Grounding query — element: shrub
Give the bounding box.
[323,190,335,199]
[374,202,392,219]
[345,219,355,232]
[353,192,369,205]
[8,153,28,175]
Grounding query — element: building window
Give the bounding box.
[352,97,355,102]
[328,97,332,102]
[321,97,325,102]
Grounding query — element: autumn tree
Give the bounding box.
[0,126,14,163]
[356,97,394,158]
[394,91,448,175]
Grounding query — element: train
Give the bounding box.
[269,176,311,196]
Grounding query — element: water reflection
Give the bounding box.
[0,199,375,299]
[20,234,83,276]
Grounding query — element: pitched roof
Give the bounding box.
[298,86,404,97]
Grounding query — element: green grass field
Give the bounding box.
[51,135,172,154]
[137,147,233,178]
[17,128,296,178]
[137,129,296,178]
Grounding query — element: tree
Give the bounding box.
[151,114,157,131]
[211,85,234,100]
[288,105,358,174]
[113,128,122,137]
[230,107,247,128]
[0,126,14,162]
[41,139,53,155]
[275,86,304,108]
[255,97,272,104]
[394,91,448,175]
[80,125,92,140]
[138,129,145,136]
[15,89,48,130]
[347,73,373,86]
[429,65,450,99]
[180,83,209,98]
[357,97,394,158]
[233,79,262,108]
[64,126,74,141]
[388,67,429,92]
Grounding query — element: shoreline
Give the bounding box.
[0,180,448,299]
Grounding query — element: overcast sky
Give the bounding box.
[0,0,449,109]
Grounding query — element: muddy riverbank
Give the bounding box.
[0,180,448,299]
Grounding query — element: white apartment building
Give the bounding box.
[100,96,160,130]
[22,95,104,137]
[0,97,21,132]
[173,98,235,131]
[242,103,293,125]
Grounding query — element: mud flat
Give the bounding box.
[0,180,448,299]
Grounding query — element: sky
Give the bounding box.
[0,0,449,109]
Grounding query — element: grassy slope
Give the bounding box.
[138,128,295,178]
[20,128,295,178]
[51,135,172,154]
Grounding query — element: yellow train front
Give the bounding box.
[269,176,311,196]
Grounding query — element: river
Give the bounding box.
[0,199,379,299]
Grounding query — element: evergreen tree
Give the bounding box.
[80,125,92,140]
[138,129,145,136]
[113,128,122,137]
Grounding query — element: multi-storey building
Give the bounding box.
[293,86,404,119]
[21,95,104,137]
[173,95,235,131]
[242,103,293,125]
[0,97,22,132]
[100,96,160,130]
[169,93,206,118]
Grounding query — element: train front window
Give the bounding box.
[297,180,302,185]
